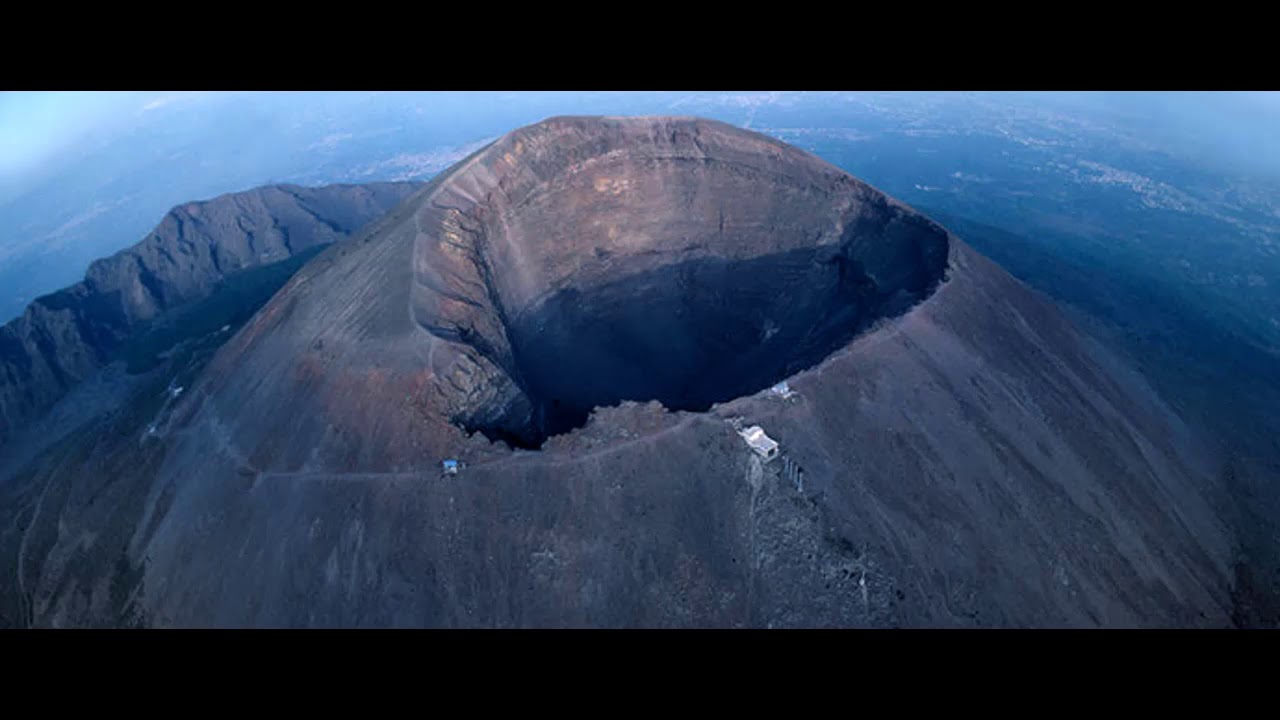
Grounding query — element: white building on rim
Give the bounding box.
[738,425,779,462]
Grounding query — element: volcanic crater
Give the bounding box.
[2,114,1239,629]
[411,116,951,448]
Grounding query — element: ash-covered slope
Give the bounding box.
[1,117,1237,627]
[0,182,420,448]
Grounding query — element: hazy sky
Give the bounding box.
[0,91,218,187]
[1,92,141,180]
[1056,91,1280,177]
[6,91,1280,185]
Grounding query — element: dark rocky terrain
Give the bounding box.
[0,117,1243,627]
[0,182,420,449]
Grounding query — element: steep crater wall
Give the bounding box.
[412,117,950,447]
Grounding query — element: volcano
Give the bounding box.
[0,117,1236,627]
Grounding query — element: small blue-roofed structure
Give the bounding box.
[442,459,460,475]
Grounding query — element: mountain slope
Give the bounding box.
[0,182,421,449]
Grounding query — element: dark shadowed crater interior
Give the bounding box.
[511,249,894,440]
[470,232,948,449]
